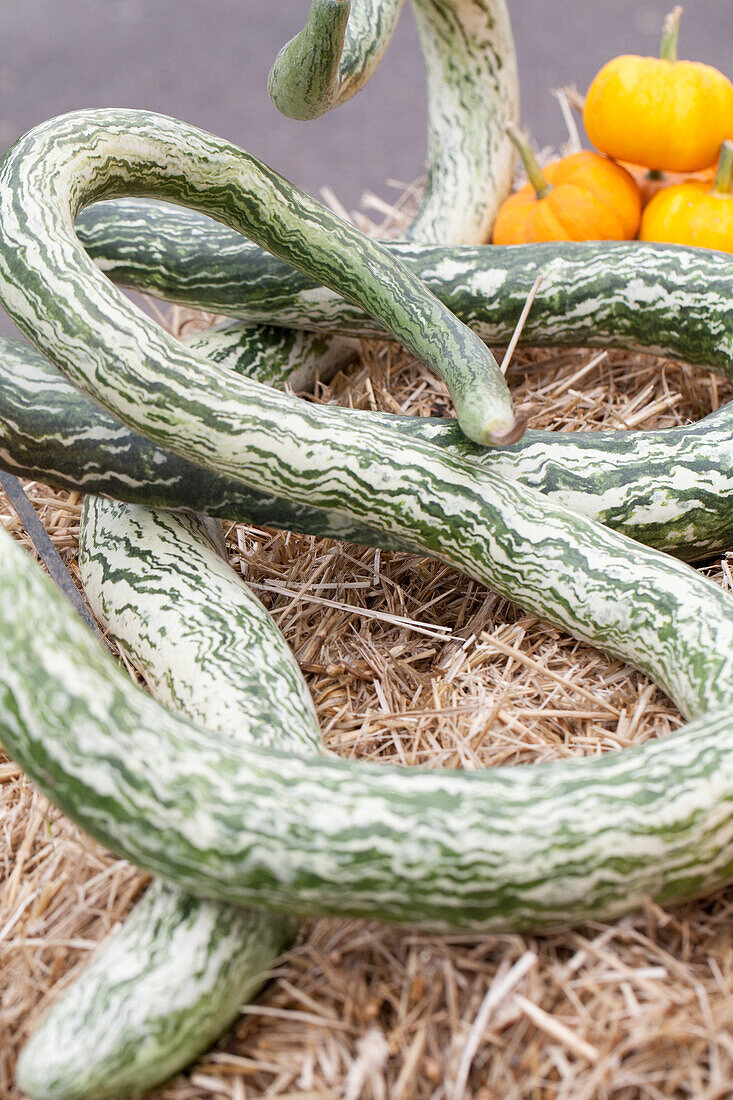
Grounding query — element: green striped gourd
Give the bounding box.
[269,0,404,120]
[4,500,733,931]
[17,500,321,1099]
[77,199,733,365]
[2,234,732,556]
[2,334,733,560]
[12,17,515,1078]
[269,0,518,409]
[2,27,729,1099]
[186,319,357,392]
[269,0,519,242]
[14,307,346,1095]
[72,198,733,558]
[1,111,518,444]
[3,108,733,932]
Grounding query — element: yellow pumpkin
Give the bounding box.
[584,7,733,174]
[640,140,733,253]
[492,126,641,245]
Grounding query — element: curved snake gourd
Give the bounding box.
[2,334,733,561]
[269,0,519,243]
[10,27,512,1080]
[15,319,353,1098]
[0,194,728,559]
[1,16,728,1099]
[269,0,404,120]
[3,112,733,931]
[5,494,733,930]
[186,320,357,392]
[76,199,732,364]
[0,110,519,445]
[17,500,321,1100]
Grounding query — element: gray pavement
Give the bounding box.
[0,0,730,338]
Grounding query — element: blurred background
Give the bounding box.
[0,0,730,335]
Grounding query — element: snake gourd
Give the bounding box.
[4,111,733,927]
[1,10,729,1094]
[269,0,519,243]
[269,0,404,120]
[2,72,507,1093]
[16,315,352,1099]
[17,500,321,1100]
[4,499,733,930]
[76,199,732,364]
[267,0,518,426]
[1,197,730,557]
[2,108,733,1056]
[2,334,733,561]
[186,321,357,392]
[9,22,513,1080]
[0,110,518,445]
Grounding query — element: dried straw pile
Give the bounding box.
[3,300,733,1098]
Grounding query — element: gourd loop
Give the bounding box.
[0,110,517,448]
[3,112,733,934]
[269,0,519,243]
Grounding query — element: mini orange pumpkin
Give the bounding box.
[621,162,716,207]
[584,7,733,174]
[492,126,641,245]
[640,140,733,253]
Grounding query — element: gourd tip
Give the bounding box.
[480,412,527,448]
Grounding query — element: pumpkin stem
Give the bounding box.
[506,124,553,200]
[646,169,665,182]
[713,141,733,198]
[660,6,683,62]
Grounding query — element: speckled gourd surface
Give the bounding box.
[1,194,730,557]
[14,317,351,1100]
[269,0,405,121]
[186,319,358,392]
[268,0,519,242]
[7,28,514,1085]
[2,11,732,1098]
[17,500,321,1100]
[3,333,733,561]
[77,198,732,363]
[4,109,733,934]
[4,516,733,932]
[0,110,518,445]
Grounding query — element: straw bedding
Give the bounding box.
[3,301,733,1098]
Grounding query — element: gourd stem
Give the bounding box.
[506,123,552,200]
[647,169,665,182]
[660,5,683,62]
[713,140,733,198]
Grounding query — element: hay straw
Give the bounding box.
[3,289,733,1097]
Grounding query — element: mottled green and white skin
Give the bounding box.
[186,320,357,393]
[1,32,728,1100]
[409,0,519,242]
[268,0,405,121]
[269,0,518,242]
[5,492,733,930]
[19,885,292,1100]
[5,109,733,931]
[1,193,729,560]
[3,336,733,560]
[78,502,320,747]
[77,200,733,363]
[17,501,321,1099]
[0,110,516,443]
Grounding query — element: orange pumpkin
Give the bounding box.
[621,162,716,207]
[640,140,733,253]
[492,127,641,245]
[584,7,733,174]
